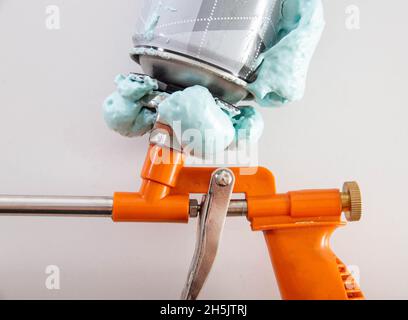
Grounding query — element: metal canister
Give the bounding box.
[132,0,282,104]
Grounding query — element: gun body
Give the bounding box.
[111,143,364,300]
[0,140,363,299]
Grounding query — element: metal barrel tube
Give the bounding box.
[0,195,113,217]
[189,199,247,218]
[0,196,247,218]
[225,200,248,217]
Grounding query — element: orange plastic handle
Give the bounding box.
[264,225,364,300]
[247,191,365,300]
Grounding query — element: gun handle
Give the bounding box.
[264,225,364,300]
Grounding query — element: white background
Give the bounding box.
[0,0,407,299]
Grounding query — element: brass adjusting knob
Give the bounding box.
[341,181,362,222]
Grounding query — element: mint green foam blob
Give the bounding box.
[231,106,264,143]
[158,86,235,157]
[103,78,264,157]
[103,74,158,137]
[115,74,158,100]
[247,0,325,107]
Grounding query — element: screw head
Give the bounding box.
[215,170,233,187]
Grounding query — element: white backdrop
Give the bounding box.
[0,0,407,299]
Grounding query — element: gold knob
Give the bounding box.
[341,181,362,222]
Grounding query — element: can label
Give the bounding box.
[134,0,282,81]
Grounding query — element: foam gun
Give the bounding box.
[0,0,364,300]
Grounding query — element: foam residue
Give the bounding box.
[103,76,264,157]
[247,0,325,107]
[103,74,158,137]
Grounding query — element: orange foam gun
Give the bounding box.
[0,121,364,300]
[0,0,363,299]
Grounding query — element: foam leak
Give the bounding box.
[247,0,325,107]
[103,75,263,157]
